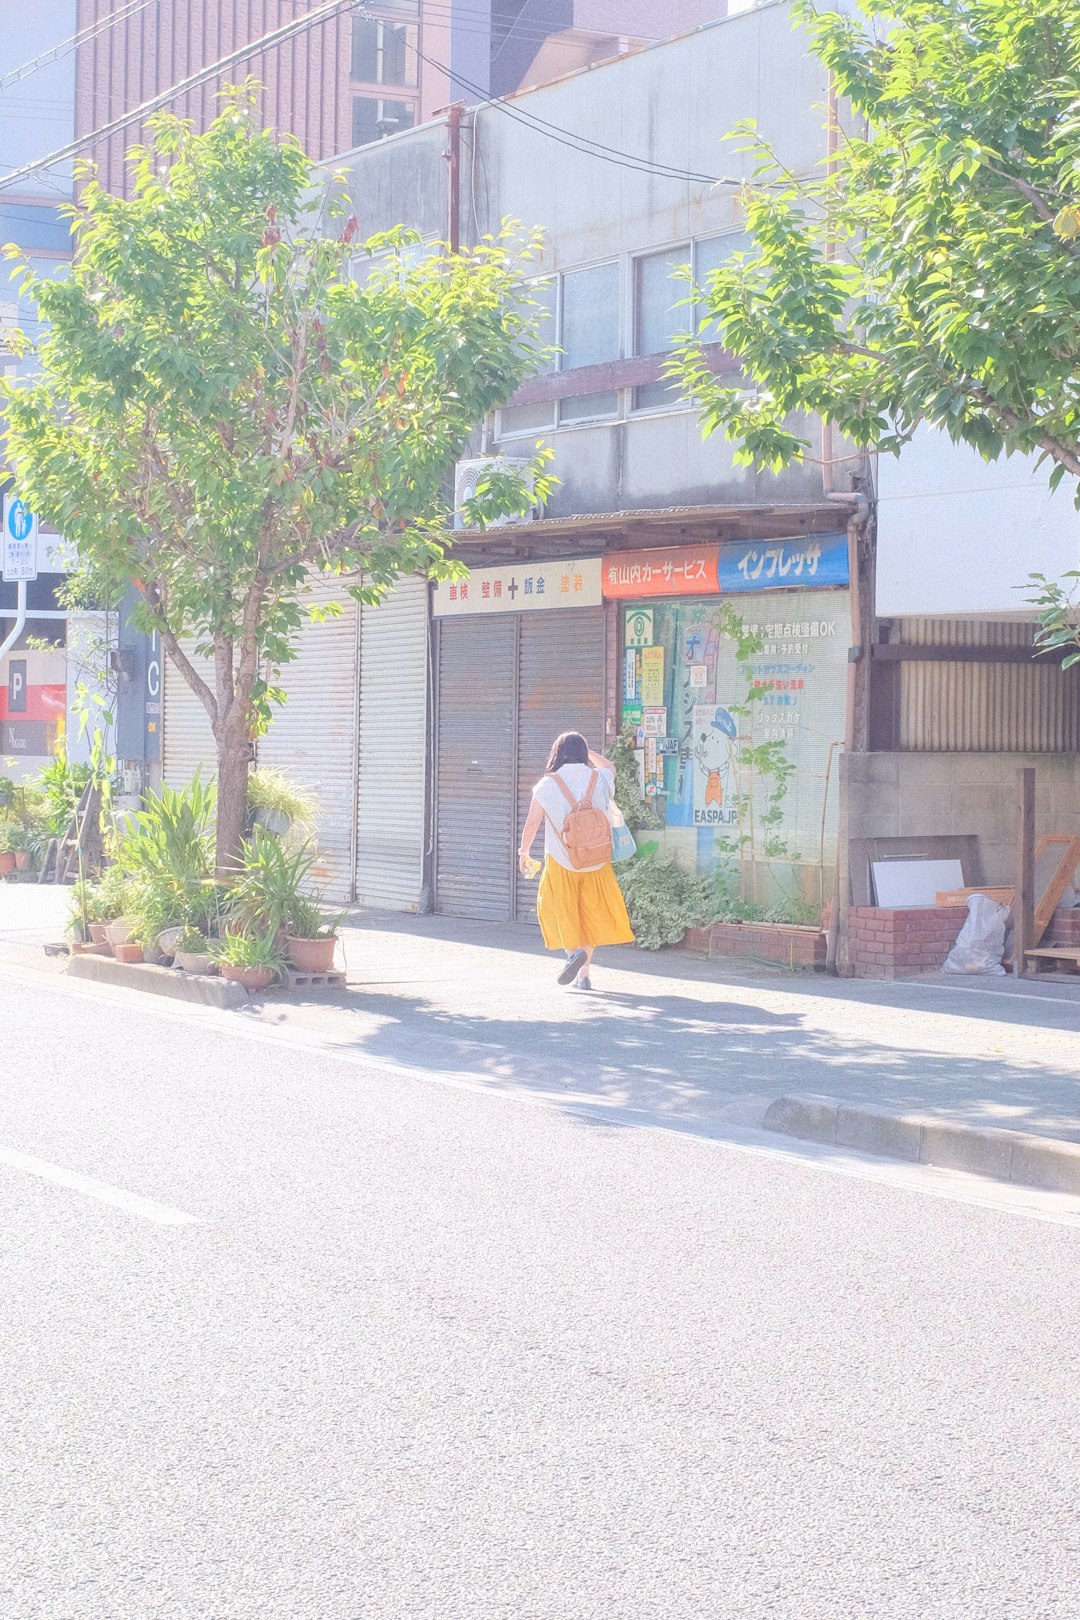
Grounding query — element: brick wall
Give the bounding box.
[683,921,827,970]
[1048,907,1080,947]
[850,906,967,980]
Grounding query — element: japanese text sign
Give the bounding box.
[717,533,848,592]
[432,557,602,616]
[603,546,720,599]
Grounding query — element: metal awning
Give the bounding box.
[448,500,856,561]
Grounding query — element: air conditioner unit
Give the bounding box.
[453,456,537,531]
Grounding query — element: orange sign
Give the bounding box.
[602,546,720,599]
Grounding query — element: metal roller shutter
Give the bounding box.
[256,577,359,903]
[434,616,516,920]
[162,640,215,792]
[355,579,429,912]
[514,608,606,921]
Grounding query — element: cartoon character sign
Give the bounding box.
[692,705,738,827]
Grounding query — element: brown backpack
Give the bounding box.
[547,770,613,870]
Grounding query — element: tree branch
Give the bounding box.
[156,618,218,729]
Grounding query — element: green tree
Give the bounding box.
[675,0,1080,647]
[3,87,550,869]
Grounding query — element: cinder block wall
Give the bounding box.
[842,752,1080,887]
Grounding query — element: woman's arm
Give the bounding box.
[518,799,545,873]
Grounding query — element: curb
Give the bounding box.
[762,1094,1080,1197]
[67,953,250,1010]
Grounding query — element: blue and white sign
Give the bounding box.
[3,496,38,582]
[718,532,849,593]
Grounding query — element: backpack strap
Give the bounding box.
[551,768,599,811]
[551,771,581,811]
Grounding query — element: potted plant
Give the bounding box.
[224,829,317,942]
[0,825,14,878]
[210,928,283,993]
[284,893,342,973]
[174,927,216,976]
[7,825,33,872]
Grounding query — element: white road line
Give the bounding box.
[0,1146,200,1226]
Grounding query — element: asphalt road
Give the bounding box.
[3,967,1080,1619]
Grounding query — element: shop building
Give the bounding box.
[431,509,857,922]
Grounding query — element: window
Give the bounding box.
[694,231,752,338]
[558,262,619,423]
[498,278,558,438]
[351,15,418,88]
[351,96,416,148]
[633,244,690,412]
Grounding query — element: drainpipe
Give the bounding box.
[0,579,27,662]
[826,488,870,976]
[445,103,464,254]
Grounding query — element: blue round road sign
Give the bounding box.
[6,499,34,541]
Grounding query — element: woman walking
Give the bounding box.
[518,731,634,989]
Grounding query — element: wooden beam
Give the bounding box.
[1013,767,1036,978]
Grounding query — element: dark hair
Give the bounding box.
[546,731,590,773]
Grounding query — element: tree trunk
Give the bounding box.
[214,719,253,878]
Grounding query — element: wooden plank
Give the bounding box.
[1033,835,1080,946]
[1025,947,1080,961]
[1013,768,1036,978]
[935,886,1014,907]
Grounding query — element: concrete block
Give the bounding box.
[761,1095,838,1146]
[951,754,1004,786]
[67,953,249,1009]
[1007,1137,1080,1197]
[917,1120,1014,1180]
[835,1105,922,1161]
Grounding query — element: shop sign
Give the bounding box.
[643,707,667,737]
[432,556,602,616]
[624,607,654,647]
[691,705,739,827]
[718,532,848,592]
[603,546,720,599]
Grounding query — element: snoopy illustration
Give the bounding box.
[693,708,738,808]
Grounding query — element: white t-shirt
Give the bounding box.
[532,763,615,871]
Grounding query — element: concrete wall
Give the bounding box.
[877,428,1080,618]
[842,750,1080,892]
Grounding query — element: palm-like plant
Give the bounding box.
[224,829,318,936]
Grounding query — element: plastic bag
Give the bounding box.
[608,802,637,864]
[942,892,1010,976]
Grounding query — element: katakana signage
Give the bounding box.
[717,533,849,592]
[603,545,720,599]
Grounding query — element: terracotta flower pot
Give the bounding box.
[0,853,15,876]
[89,922,109,946]
[106,917,135,948]
[219,964,277,993]
[175,950,215,976]
[286,935,336,972]
[114,942,144,964]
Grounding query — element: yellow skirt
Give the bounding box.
[536,856,635,951]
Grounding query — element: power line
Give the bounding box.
[0,0,364,196]
[0,0,160,92]
[407,34,732,186]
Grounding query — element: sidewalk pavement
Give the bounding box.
[2,883,1079,1146]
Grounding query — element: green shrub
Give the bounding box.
[616,855,717,950]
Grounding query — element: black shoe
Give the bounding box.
[558,950,588,985]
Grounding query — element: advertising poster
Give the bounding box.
[640,646,665,707]
[691,705,739,828]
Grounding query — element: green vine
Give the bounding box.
[610,732,663,831]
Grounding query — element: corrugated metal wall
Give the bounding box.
[898,619,1080,752]
[514,608,606,921]
[434,616,517,921]
[354,580,429,912]
[256,577,359,903]
[434,609,607,922]
[162,640,215,791]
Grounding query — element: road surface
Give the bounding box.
[2,966,1078,1619]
